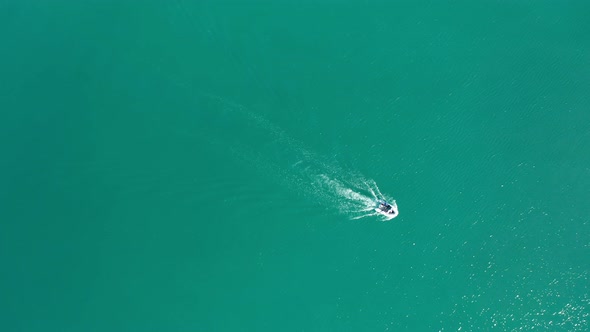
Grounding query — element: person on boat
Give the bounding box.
[379,201,392,211]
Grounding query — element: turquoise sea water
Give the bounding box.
[1,1,589,331]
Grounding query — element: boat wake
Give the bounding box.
[195,93,396,220]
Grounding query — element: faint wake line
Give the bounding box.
[195,93,396,220]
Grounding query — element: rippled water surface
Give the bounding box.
[1,1,589,331]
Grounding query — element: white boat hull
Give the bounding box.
[375,208,398,220]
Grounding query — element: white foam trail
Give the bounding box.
[351,212,379,220]
[366,179,387,200]
[366,185,379,200]
[196,94,395,220]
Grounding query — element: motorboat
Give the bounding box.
[375,200,398,220]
